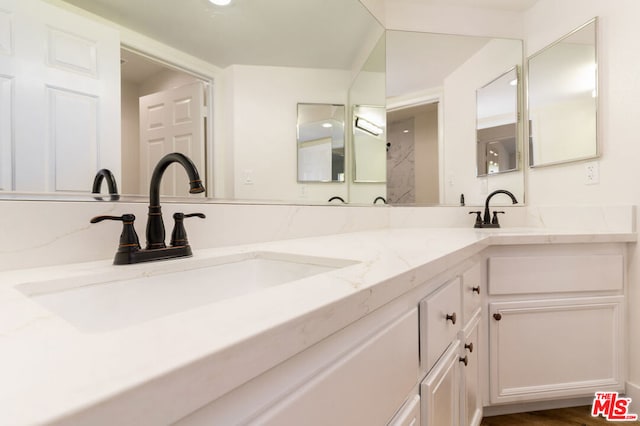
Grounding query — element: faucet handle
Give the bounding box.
[491,211,505,225]
[170,212,206,247]
[468,211,482,227]
[90,214,141,252]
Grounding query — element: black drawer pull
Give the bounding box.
[459,355,469,366]
[465,342,474,353]
[472,286,480,294]
[493,313,502,321]
[446,312,457,325]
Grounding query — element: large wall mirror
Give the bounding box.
[385,31,524,206]
[528,18,598,167]
[0,0,383,204]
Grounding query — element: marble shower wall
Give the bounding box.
[387,117,415,203]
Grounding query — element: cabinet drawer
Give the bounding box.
[462,263,482,325]
[489,254,623,295]
[420,278,462,372]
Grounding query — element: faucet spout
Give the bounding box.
[483,189,518,224]
[92,168,119,200]
[147,153,205,249]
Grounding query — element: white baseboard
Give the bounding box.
[483,397,593,417]
[627,381,640,416]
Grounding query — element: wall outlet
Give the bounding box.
[243,169,253,185]
[584,161,599,185]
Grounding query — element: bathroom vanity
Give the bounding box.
[0,224,634,425]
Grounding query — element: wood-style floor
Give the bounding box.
[480,405,639,425]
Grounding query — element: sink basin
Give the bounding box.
[17,252,358,332]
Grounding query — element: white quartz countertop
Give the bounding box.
[0,227,635,425]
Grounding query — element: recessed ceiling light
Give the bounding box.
[322,122,333,128]
[509,78,518,86]
[209,0,231,5]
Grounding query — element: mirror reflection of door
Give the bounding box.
[387,103,439,204]
[120,49,207,197]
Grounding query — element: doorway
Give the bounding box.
[119,48,208,196]
[386,102,440,204]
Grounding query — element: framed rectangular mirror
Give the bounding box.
[476,66,520,176]
[528,18,598,167]
[297,103,346,183]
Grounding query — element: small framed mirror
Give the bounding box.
[528,18,598,167]
[297,103,345,182]
[352,105,387,183]
[476,66,520,176]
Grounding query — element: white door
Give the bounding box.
[421,340,461,426]
[0,0,120,192]
[139,82,205,196]
[489,297,624,404]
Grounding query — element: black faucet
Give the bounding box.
[146,153,205,249]
[90,153,206,265]
[92,169,119,201]
[328,196,345,203]
[373,196,387,204]
[470,189,518,228]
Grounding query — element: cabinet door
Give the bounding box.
[489,297,624,404]
[389,394,420,426]
[248,309,419,425]
[460,316,482,426]
[421,341,461,426]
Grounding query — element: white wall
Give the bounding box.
[224,65,352,203]
[442,39,524,206]
[121,79,140,195]
[415,107,439,204]
[523,0,640,409]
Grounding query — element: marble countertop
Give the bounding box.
[0,227,635,425]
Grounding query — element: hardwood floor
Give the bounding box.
[480,405,639,425]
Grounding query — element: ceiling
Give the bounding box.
[60,0,540,72]
[397,0,539,12]
[60,0,382,70]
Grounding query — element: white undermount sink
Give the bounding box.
[16,251,358,332]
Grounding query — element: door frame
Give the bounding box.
[120,42,217,197]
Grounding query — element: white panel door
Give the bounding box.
[139,82,205,196]
[489,297,624,403]
[421,340,461,426]
[0,0,120,192]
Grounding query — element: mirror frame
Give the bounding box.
[526,17,599,168]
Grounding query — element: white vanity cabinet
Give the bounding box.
[388,394,421,426]
[178,307,419,425]
[418,262,484,426]
[486,244,626,405]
